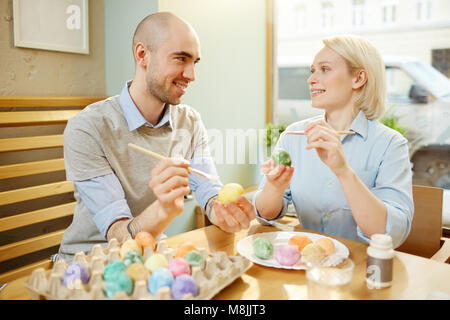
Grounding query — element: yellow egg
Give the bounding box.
[300,243,326,265]
[218,183,244,204]
[144,253,168,272]
[301,243,325,257]
[126,263,150,282]
[120,239,142,258]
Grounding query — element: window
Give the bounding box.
[321,1,334,29]
[278,67,311,100]
[352,0,365,27]
[276,1,307,37]
[381,1,398,25]
[385,67,415,103]
[405,60,450,98]
[276,1,294,37]
[416,0,432,22]
[294,4,307,33]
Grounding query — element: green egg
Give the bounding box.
[104,272,133,298]
[271,148,292,167]
[103,260,126,282]
[122,249,144,267]
[253,237,273,260]
[183,250,205,269]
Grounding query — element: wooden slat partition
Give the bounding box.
[0,96,106,108]
[0,96,105,284]
[0,230,65,263]
[0,135,63,152]
[0,110,80,127]
[0,259,53,284]
[0,202,76,232]
[0,181,74,206]
[0,158,65,179]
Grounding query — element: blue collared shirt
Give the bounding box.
[74,81,222,238]
[253,110,414,248]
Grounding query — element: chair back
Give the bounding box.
[0,96,105,284]
[397,185,443,258]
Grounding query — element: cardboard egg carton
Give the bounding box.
[23,239,252,300]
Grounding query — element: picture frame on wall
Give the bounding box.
[13,0,89,54]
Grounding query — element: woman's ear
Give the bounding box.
[352,69,367,89]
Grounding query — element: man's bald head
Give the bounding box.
[130,12,201,106]
[132,12,196,60]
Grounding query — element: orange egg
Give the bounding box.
[135,231,156,249]
[288,235,313,253]
[315,238,335,255]
[175,242,197,258]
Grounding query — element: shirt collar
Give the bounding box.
[119,80,172,132]
[348,109,368,141]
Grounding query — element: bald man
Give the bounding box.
[57,12,256,261]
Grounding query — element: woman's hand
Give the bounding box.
[148,157,191,217]
[254,160,294,220]
[260,159,294,191]
[304,120,350,177]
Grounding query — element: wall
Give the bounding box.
[158,0,268,189]
[0,0,105,96]
[104,0,158,96]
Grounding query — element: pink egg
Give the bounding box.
[168,258,191,278]
[274,245,300,266]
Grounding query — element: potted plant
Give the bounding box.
[378,105,407,137]
[264,123,287,147]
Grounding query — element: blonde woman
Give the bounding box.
[254,35,413,248]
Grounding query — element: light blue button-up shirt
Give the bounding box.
[253,110,414,248]
[74,82,222,238]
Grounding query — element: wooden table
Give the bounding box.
[2,217,450,300]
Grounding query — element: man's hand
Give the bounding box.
[108,157,191,243]
[149,157,191,217]
[207,196,256,233]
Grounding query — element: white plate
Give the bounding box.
[236,231,349,270]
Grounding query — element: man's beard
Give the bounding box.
[145,69,181,106]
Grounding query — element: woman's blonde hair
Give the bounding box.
[322,34,386,119]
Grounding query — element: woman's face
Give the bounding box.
[307,46,356,111]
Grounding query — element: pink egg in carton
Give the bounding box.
[23,238,252,300]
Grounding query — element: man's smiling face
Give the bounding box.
[145,23,201,106]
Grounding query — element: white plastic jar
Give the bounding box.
[366,234,395,289]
